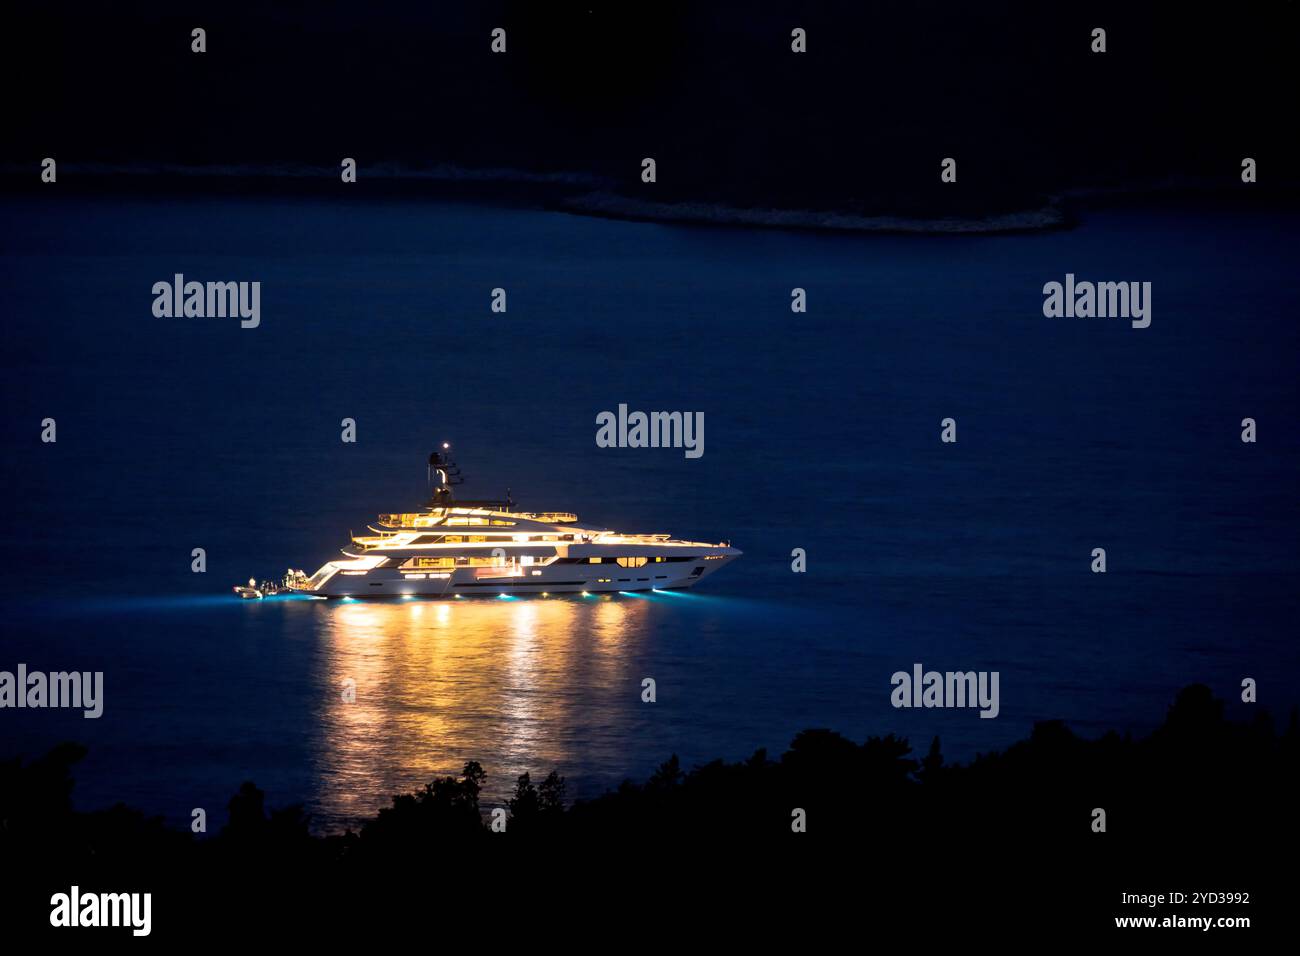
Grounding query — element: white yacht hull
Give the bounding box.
[311,551,739,598]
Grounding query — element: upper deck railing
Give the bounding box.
[520,512,578,523]
[377,509,578,528]
[377,513,443,528]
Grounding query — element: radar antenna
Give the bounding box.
[428,441,465,507]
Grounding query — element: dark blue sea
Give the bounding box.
[2,194,1297,830]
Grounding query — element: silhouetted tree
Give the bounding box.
[2,685,1294,872]
[647,754,683,793]
[507,772,540,830]
[537,770,566,815]
[918,736,944,785]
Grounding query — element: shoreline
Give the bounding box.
[2,162,1294,236]
[557,189,1069,235]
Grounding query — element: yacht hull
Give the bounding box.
[311,552,739,598]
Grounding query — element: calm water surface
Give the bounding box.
[2,195,1296,830]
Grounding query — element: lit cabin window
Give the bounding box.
[616,557,649,568]
[588,557,602,564]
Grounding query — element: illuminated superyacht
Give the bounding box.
[242,446,740,599]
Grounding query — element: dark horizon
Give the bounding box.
[5,1,1299,219]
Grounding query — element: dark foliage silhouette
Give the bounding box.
[2,685,1294,869]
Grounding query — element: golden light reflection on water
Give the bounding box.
[312,597,648,826]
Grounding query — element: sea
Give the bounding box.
[2,191,1297,831]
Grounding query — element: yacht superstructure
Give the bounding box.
[255,447,740,599]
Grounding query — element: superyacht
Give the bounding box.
[238,446,740,599]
